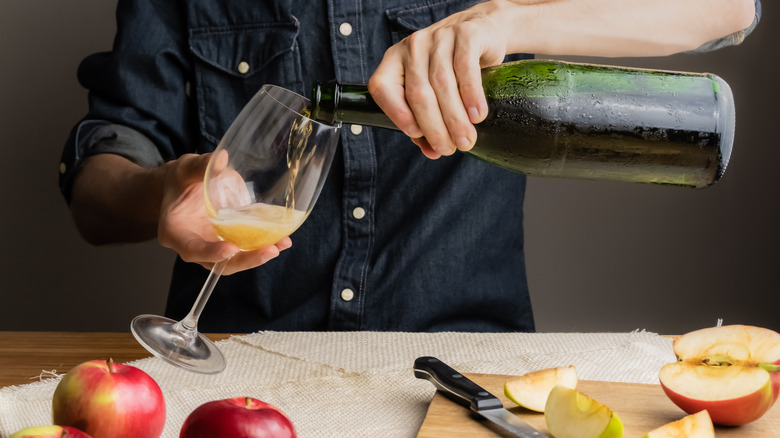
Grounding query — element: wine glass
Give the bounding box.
[131,84,341,374]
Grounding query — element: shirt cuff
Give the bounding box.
[687,0,761,53]
[59,121,164,204]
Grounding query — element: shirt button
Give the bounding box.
[341,288,355,301]
[350,124,363,135]
[352,207,366,220]
[339,22,353,36]
[59,162,67,174]
[237,61,250,74]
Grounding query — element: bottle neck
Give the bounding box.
[310,81,399,131]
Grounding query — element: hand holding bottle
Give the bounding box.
[369,1,509,159]
[368,0,755,161]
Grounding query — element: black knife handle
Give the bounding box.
[414,356,504,412]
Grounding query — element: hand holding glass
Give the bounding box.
[131,85,340,373]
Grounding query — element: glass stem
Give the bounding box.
[177,257,230,333]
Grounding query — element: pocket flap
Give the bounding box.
[385,1,532,61]
[385,0,476,37]
[189,20,299,78]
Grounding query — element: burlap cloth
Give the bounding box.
[0,331,674,437]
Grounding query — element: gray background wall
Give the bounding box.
[1,1,777,334]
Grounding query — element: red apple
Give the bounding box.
[9,425,92,438]
[180,397,296,438]
[659,324,780,426]
[52,358,165,438]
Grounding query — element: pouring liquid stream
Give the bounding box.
[285,111,313,221]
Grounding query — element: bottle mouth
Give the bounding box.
[310,81,339,126]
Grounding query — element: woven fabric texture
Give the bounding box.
[0,331,674,437]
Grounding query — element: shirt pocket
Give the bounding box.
[189,20,302,147]
[385,0,479,44]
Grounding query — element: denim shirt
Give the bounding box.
[59,0,760,333]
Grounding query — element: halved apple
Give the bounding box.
[643,410,714,438]
[544,385,623,438]
[659,324,780,426]
[504,365,578,412]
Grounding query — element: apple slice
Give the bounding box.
[504,366,578,412]
[659,324,780,426]
[643,410,714,438]
[544,385,623,438]
[9,425,92,438]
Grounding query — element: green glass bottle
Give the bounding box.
[310,59,735,188]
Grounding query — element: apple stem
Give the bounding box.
[759,363,780,373]
[245,397,252,408]
[106,358,115,373]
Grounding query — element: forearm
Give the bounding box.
[489,0,756,57]
[69,154,166,245]
[362,0,758,157]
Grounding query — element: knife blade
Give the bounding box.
[414,356,546,438]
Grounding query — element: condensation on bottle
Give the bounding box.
[310,59,735,188]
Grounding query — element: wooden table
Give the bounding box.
[0,331,232,387]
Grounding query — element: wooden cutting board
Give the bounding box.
[416,373,780,437]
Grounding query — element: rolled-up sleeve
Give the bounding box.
[58,0,192,204]
[59,122,164,203]
[689,0,761,53]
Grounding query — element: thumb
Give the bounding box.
[173,153,213,185]
[178,235,240,265]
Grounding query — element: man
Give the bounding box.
[60,0,760,332]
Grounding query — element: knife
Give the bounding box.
[414,356,547,438]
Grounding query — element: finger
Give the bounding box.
[411,137,442,160]
[429,27,477,152]
[402,31,457,156]
[369,49,423,138]
[176,235,239,265]
[222,245,282,275]
[196,238,292,273]
[209,149,229,175]
[275,236,293,251]
[453,30,489,125]
[210,166,252,209]
[168,153,213,191]
[184,153,212,177]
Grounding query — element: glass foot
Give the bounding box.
[130,314,226,374]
